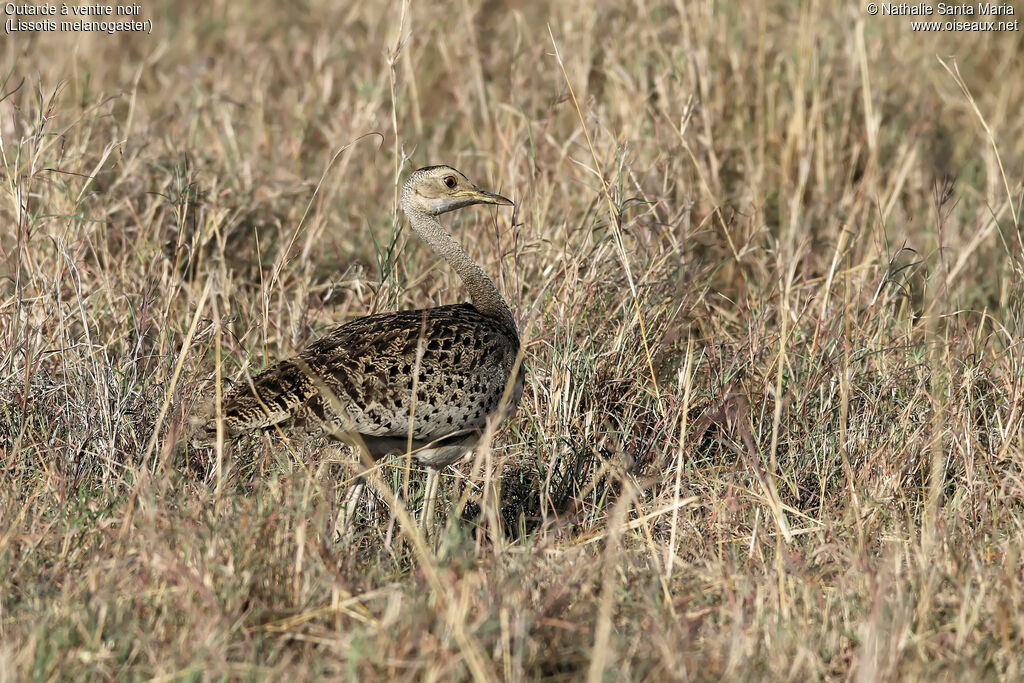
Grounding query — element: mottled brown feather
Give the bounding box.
[194,303,522,452]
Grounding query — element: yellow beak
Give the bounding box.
[462,189,514,207]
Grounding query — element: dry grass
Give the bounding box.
[2,0,1024,679]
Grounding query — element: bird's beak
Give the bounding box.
[463,188,514,207]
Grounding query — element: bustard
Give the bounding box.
[192,165,523,533]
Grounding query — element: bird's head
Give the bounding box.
[401,165,513,216]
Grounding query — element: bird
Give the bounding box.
[191,165,524,533]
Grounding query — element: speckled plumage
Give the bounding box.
[191,166,523,523]
[198,303,523,463]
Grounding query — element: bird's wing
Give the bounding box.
[213,304,518,444]
[300,304,517,441]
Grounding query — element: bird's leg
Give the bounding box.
[329,433,376,541]
[333,476,365,541]
[416,444,472,533]
[421,467,441,532]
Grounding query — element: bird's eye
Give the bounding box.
[443,176,457,189]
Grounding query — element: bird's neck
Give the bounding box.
[405,207,518,336]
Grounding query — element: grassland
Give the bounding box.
[2,0,1023,679]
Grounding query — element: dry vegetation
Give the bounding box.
[2,0,1024,679]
